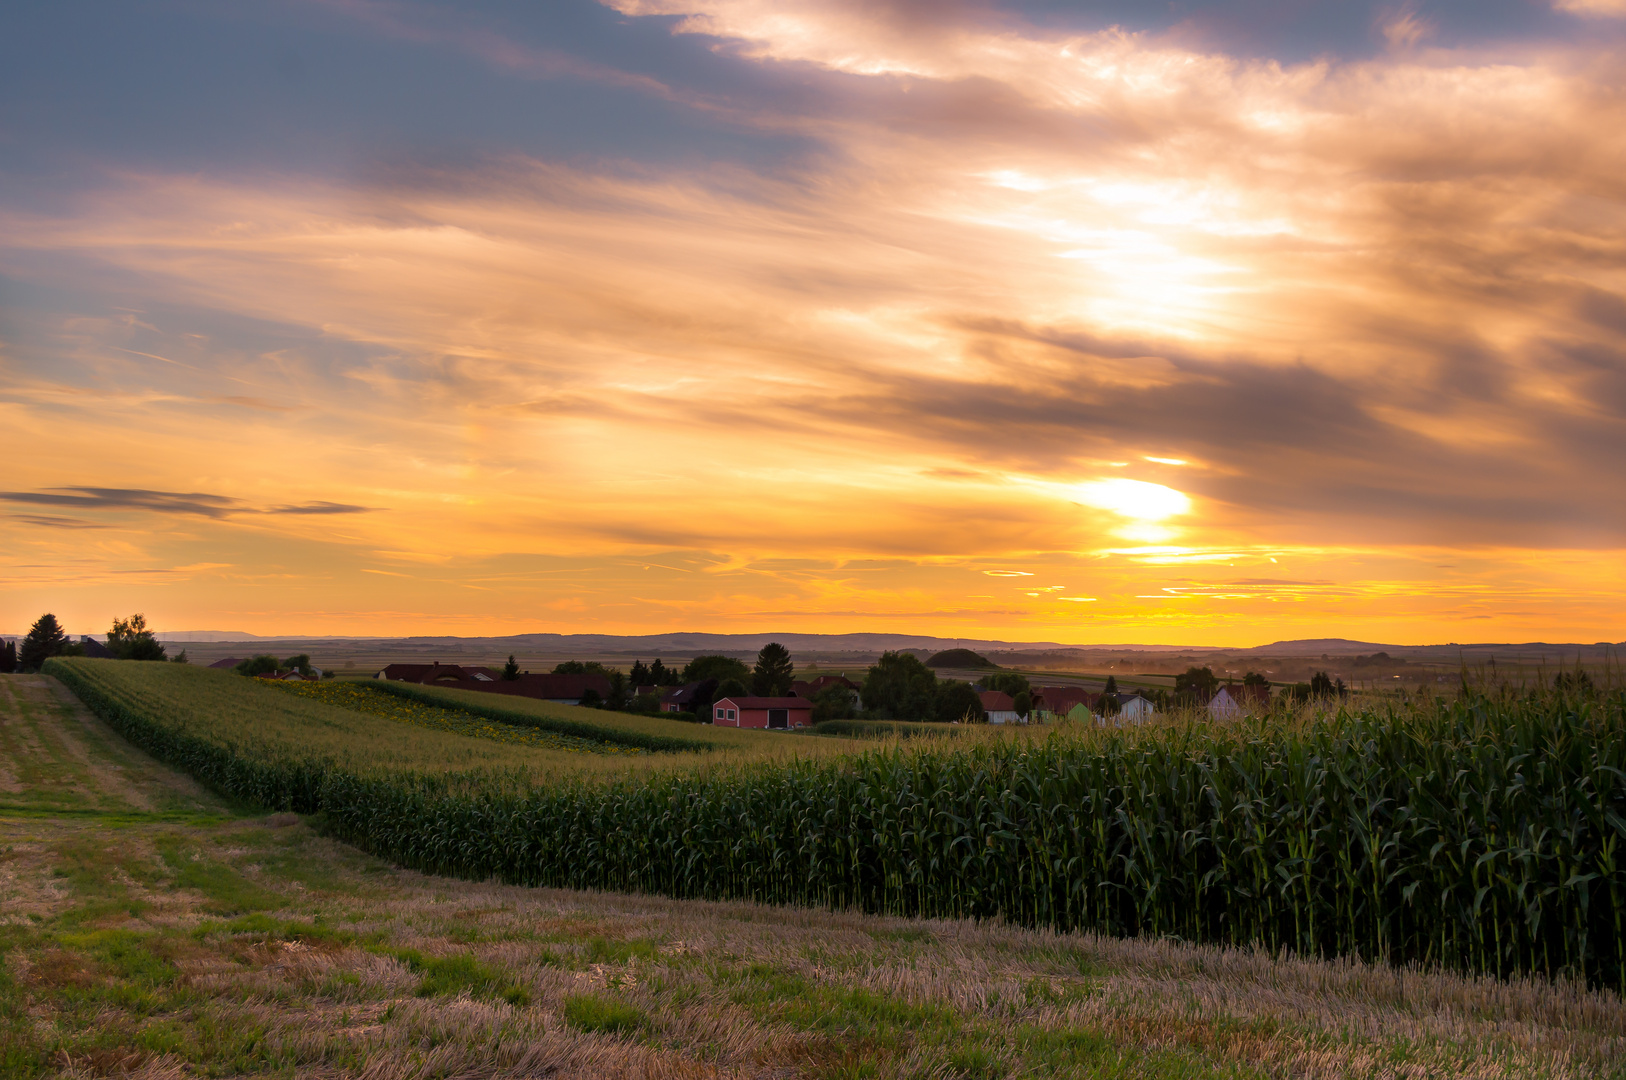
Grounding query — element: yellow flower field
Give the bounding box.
[271,680,645,755]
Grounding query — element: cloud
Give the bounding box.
[7,514,109,529]
[0,488,374,519]
[1,3,1623,638]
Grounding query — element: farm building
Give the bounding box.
[207,657,245,670]
[1208,683,1271,719]
[1034,686,1096,721]
[660,681,712,715]
[1101,691,1157,724]
[78,636,115,659]
[980,689,1021,724]
[711,695,813,729]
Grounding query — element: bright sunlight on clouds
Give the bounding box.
[1,0,1623,643]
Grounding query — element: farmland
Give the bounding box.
[5,670,1626,1078]
[43,657,1626,994]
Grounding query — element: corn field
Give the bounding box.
[46,657,1626,988]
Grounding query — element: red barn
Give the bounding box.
[711,695,813,730]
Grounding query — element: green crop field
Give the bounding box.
[44,657,1626,992]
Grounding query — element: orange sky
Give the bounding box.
[2,1,1624,645]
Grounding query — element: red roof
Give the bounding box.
[978,690,1016,710]
[1035,686,1095,712]
[714,696,812,709]
[208,657,245,669]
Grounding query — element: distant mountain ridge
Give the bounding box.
[145,630,1624,658]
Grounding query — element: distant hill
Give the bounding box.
[926,648,997,669]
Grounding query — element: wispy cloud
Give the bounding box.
[0,488,373,519]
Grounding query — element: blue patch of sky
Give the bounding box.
[0,0,821,194]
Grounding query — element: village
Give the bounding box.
[191,644,1282,731]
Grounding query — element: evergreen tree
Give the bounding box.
[0,639,16,673]
[629,659,651,686]
[1103,674,1118,695]
[751,642,795,696]
[19,613,68,672]
[1310,671,1335,698]
[649,658,670,685]
[171,649,189,664]
[501,654,521,681]
[1013,689,1032,719]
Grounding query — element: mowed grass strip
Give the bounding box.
[269,680,648,756]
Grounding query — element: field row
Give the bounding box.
[47,657,1626,989]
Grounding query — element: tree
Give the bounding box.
[20,613,69,672]
[933,680,984,722]
[649,658,677,686]
[863,651,938,720]
[285,654,312,676]
[579,688,602,708]
[979,671,1031,697]
[171,649,189,664]
[717,676,748,698]
[1096,692,1120,719]
[1309,671,1335,698]
[1,639,17,673]
[681,655,752,686]
[1243,671,1269,688]
[811,683,859,723]
[751,642,795,697]
[107,613,166,661]
[628,659,651,686]
[1012,689,1032,720]
[553,660,606,675]
[1103,674,1118,695]
[234,655,281,677]
[604,669,628,710]
[501,655,521,681]
[1173,666,1218,704]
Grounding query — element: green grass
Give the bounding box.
[384,947,530,1006]
[560,992,646,1035]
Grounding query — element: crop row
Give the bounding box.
[47,657,1626,987]
[270,681,646,755]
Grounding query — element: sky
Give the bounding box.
[2,0,1624,646]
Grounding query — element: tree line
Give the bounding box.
[1,613,187,673]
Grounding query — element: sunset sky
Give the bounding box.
[3,0,1624,645]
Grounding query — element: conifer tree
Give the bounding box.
[19,613,68,672]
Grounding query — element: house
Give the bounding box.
[208,657,245,670]
[979,689,1021,724]
[710,695,813,730]
[79,636,115,659]
[1098,691,1157,725]
[660,681,712,715]
[1033,686,1096,722]
[255,669,317,682]
[1208,683,1271,719]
